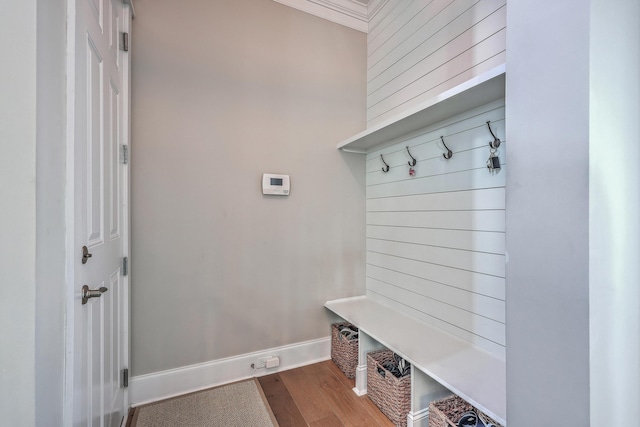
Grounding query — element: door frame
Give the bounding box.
[62,1,132,424]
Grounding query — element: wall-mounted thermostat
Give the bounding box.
[262,174,290,196]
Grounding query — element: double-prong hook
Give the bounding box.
[380,154,390,173]
[406,146,417,166]
[487,121,501,149]
[441,136,453,159]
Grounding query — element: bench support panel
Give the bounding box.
[354,331,385,395]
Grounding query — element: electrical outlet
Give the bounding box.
[252,357,267,369]
[266,356,280,368]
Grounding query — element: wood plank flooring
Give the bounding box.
[259,360,394,427]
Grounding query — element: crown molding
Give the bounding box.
[366,0,389,22]
[274,0,391,33]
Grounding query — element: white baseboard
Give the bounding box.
[352,386,367,396]
[407,407,429,427]
[130,336,331,406]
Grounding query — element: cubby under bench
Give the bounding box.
[325,296,506,427]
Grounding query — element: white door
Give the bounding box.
[68,0,131,426]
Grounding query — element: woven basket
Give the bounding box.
[428,395,503,427]
[366,349,411,427]
[330,322,359,379]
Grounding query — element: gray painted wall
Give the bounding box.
[589,0,640,423]
[0,1,37,425]
[1,1,69,424]
[35,0,67,425]
[506,2,640,423]
[505,1,591,424]
[131,0,367,375]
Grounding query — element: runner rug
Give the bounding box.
[130,379,278,427]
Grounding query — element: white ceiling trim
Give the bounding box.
[273,0,377,33]
[367,0,390,22]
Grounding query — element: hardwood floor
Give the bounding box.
[259,360,394,427]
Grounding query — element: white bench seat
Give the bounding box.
[325,295,506,425]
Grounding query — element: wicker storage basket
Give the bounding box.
[366,349,411,427]
[428,395,503,427]
[330,322,359,379]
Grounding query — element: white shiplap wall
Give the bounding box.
[365,100,506,358]
[366,0,507,127]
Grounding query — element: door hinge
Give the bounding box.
[122,257,128,276]
[121,32,129,52]
[121,144,128,164]
[122,368,129,388]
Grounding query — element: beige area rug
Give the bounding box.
[131,379,278,427]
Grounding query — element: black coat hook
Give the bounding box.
[441,136,453,159]
[487,121,501,149]
[380,154,390,173]
[406,146,417,166]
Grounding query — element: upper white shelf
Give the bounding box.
[325,295,506,425]
[338,65,506,154]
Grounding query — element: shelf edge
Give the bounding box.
[337,64,506,153]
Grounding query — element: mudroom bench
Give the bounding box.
[325,296,506,426]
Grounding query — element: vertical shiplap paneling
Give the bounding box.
[366,0,506,127]
[365,101,506,358]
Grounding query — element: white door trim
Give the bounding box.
[63,0,78,424]
[121,2,133,420]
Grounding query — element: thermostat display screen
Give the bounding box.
[262,174,290,196]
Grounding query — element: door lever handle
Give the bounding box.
[82,285,108,305]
